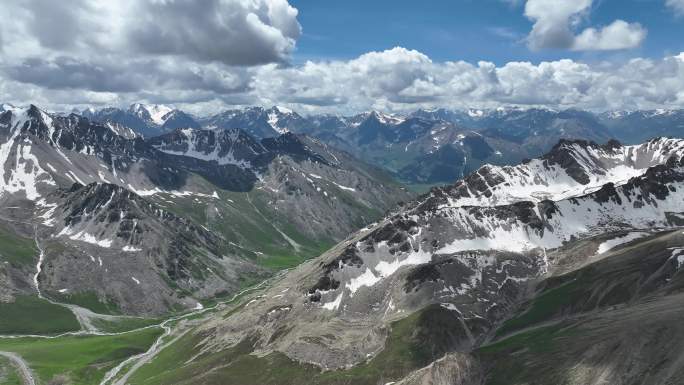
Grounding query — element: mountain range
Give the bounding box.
[122,136,684,385]
[2,102,684,385]
[0,104,408,317]
[73,103,684,187]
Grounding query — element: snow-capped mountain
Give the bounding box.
[412,106,684,149]
[39,182,253,315]
[437,137,684,207]
[170,137,684,383]
[300,138,684,322]
[80,103,200,137]
[0,105,152,201]
[599,109,684,143]
[297,108,615,186]
[159,109,201,131]
[129,103,173,126]
[84,104,306,139]
[0,104,408,315]
[149,127,266,169]
[200,106,308,139]
[72,104,684,186]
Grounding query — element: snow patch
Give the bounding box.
[58,226,113,248]
[332,182,356,192]
[322,291,344,311]
[596,232,649,255]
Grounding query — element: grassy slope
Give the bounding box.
[0,224,37,267]
[51,291,122,316]
[476,323,579,385]
[478,231,684,384]
[0,327,163,385]
[495,277,585,337]
[152,189,334,271]
[0,295,80,335]
[128,304,464,385]
[90,317,162,334]
[496,232,677,337]
[405,182,447,194]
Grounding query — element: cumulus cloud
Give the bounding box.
[0,0,299,112]
[1,46,684,115]
[524,0,646,51]
[667,0,684,15]
[0,2,679,115]
[127,0,301,65]
[0,0,300,66]
[250,48,684,114]
[573,20,647,51]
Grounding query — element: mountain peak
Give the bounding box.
[129,103,173,125]
[363,110,405,125]
[271,105,294,114]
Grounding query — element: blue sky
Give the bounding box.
[291,0,684,65]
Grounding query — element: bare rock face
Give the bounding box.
[0,268,15,302]
[36,182,260,315]
[397,353,482,385]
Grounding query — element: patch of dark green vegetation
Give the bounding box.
[0,327,163,385]
[476,323,580,385]
[496,234,679,337]
[155,189,334,271]
[0,225,37,267]
[52,291,121,315]
[90,317,161,334]
[495,277,585,337]
[0,295,80,335]
[405,182,447,194]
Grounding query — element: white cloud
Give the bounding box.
[1,44,684,115]
[525,0,592,50]
[0,0,299,112]
[250,48,684,114]
[524,0,646,51]
[0,46,682,115]
[0,0,301,66]
[667,0,684,15]
[0,2,678,115]
[573,20,647,51]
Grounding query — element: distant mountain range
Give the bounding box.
[68,103,684,187]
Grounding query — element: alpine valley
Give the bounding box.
[115,136,684,385]
[4,0,684,383]
[0,104,409,319]
[1,102,684,385]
